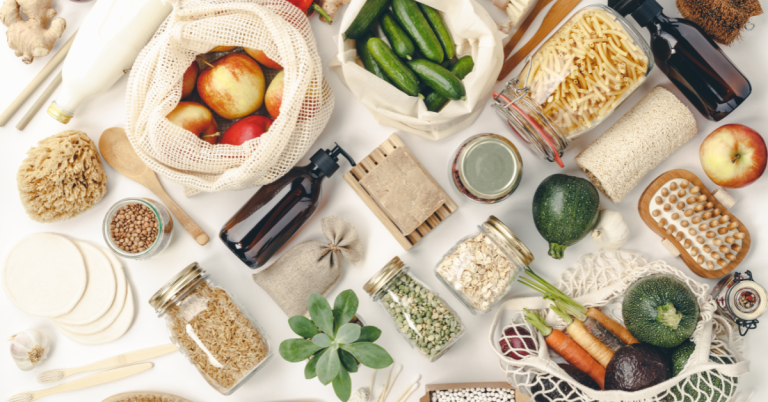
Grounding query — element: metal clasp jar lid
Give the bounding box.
[481,216,534,266]
[149,262,207,316]
[364,257,406,297]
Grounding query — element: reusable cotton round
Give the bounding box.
[55,241,117,325]
[3,234,87,317]
[57,287,135,345]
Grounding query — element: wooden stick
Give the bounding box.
[381,365,402,402]
[377,365,394,402]
[369,370,377,397]
[16,71,63,130]
[0,31,77,127]
[394,375,421,402]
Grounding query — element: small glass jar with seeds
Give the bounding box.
[364,257,464,362]
[435,216,534,315]
[102,198,173,260]
[149,263,272,395]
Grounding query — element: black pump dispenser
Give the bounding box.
[220,143,356,269]
[630,0,662,26]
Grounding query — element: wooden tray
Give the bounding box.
[419,382,529,402]
[344,133,457,250]
[638,169,751,279]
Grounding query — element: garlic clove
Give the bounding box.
[591,209,630,251]
[9,329,50,371]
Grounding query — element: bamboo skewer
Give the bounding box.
[16,71,63,130]
[0,31,77,127]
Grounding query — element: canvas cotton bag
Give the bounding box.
[330,0,504,141]
[489,251,750,401]
[125,0,333,195]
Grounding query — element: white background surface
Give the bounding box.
[1,0,767,401]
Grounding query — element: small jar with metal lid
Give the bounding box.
[364,257,464,362]
[450,134,523,203]
[711,270,767,336]
[491,4,652,167]
[103,198,173,260]
[435,216,534,315]
[149,263,272,395]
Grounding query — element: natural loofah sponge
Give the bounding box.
[676,0,762,45]
[17,130,107,222]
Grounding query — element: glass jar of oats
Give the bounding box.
[492,4,652,167]
[149,263,272,395]
[435,216,534,315]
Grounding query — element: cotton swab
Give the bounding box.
[380,365,403,402]
[394,375,421,402]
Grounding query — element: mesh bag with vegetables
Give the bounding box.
[488,250,749,402]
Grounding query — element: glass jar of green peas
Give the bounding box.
[363,257,464,362]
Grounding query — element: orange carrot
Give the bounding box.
[525,309,606,390]
[553,303,614,368]
[586,307,639,345]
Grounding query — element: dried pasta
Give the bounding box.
[519,7,649,137]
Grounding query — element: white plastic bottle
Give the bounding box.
[48,0,172,124]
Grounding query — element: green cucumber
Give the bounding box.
[343,0,391,40]
[418,4,455,60]
[392,0,444,63]
[380,11,415,60]
[425,56,473,111]
[407,58,465,100]
[356,32,390,83]
[439,59,451,69]
[368,38,421,97]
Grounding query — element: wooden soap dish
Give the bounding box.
[420,382,529,402]
[344,133,457,250]
[638,169,750,279]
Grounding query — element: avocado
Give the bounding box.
[530,366,599,402]
[559,363,601,390]
[605,343,672,391]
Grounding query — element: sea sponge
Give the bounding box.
[17,130,107,222]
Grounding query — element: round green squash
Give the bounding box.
[532,174,600,259]
[622,275,700,348]
[667,341,738,402]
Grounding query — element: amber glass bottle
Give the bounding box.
[220,145,355,268]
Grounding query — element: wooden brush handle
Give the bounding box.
[32,363,153,401]
[142,174,210,246]
[67,344,176,377]
[15,72,63,131]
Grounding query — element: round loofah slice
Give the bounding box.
[102,391,195,402]
[54,241,117,326]
[17,130,107,223]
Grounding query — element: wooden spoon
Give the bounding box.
[498,0,583,81]
[502,0,556,60]
[99,127,209,245]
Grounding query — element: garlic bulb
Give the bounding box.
[592,209,630,251]
[9,329,50,371]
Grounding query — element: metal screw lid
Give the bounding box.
[363,256,406,296]
[149,262,207,315]
[482,216,534,266]
[47,101,73,124]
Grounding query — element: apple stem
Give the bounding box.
[733,154,740,163]
[202,132,221,139]
[197,57,215,69]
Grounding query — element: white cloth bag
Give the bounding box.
[330,0,504,141]
[489,251,750,401]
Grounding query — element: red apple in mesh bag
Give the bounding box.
[265,70,284,119]
[208,45,236,53]
[197,53,265,120]
[220,115,273,146]
[700,124,767,188]
[245,47,282,70]
[181,61,199,99]
[166,101,220,144]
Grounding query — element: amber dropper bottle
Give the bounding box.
[220,144,356,268]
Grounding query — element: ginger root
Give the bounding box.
[1,0,66,64]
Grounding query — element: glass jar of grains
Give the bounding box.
[103,198,173,260]
[435,216,534,315]
[364,257,464,362]
[492,4,652,167]
[149,263,272,395]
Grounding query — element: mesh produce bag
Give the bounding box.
[489,251,750,402]
[126,0,333,195]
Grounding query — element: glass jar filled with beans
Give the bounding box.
[364,257,465,362]
[103,198,173,260]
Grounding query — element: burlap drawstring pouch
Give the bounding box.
[676,0,762,45]
[253,216,362,316]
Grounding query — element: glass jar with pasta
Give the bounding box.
[492,4,652,167]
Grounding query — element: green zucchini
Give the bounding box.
[668,342,738,402]
[425,55,473,111]
[622,275,700,348]
[532,174,600,259]
[380,11,415,60]
[356,32,390,83]
[343,0,392,40]
[392,0,444,63]
[407,59,465,100]
[418,4,455,60]
[368,38,421,97]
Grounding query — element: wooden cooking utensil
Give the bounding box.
[38,344,177,383]
[99,127,210,246]
[502,0,556,60]
[498,0,582,81]
[7,363,153,402]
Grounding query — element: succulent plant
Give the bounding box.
[279,290,393,401]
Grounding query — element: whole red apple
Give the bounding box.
[220,115,273,145]
[166,101,220,144]
[197,53,265,120]
[265,70,284,119]
[700,124,767,188]
[244,47,282,69]
[181,61,199,99]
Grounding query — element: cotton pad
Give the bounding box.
[55,241,117,325]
